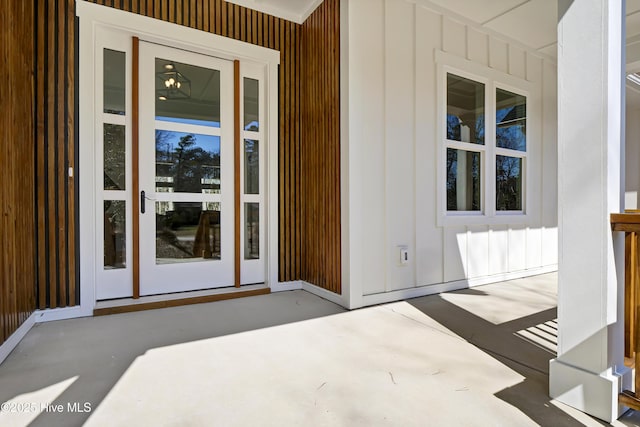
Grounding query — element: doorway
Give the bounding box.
[96,33,267,300]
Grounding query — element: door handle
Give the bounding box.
[141,191,146,214]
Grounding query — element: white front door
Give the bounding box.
[95,30,269,300]
[138,42,235,295]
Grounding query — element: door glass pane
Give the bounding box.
[156,202,221,264]
[496,155,523,211]
[104,49,126,115]
[244,139,259,194]
[496,88,526,151]
[244,78,259,131]
[155,58,220,127]
[447,73,485,145]
[104,200,126,269]
[155,130,221,194]
[446,148,481,211]
[245,203,259,260]
[104,124,126,190]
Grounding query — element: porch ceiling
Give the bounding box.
[225,0,322,23]
[429,0,640,60]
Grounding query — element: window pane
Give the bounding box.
[104,49,126,115]
[244,203,259,260]
[446,148,481,211]
[155,58,220,127]
[156,202,221,264]
[155,130,221,194]
[244,78,259,131]
[244,139,259,194]
[496,155,523,211]
[447,74,485,145]
[104,200,126,269]
[104,124,126,190]
[496,88,526,151]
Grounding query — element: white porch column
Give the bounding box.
[550,0,630,422]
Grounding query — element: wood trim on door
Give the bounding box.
[132,36,140,299]
[234,59,241,288]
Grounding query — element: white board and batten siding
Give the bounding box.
[342,0,558,307]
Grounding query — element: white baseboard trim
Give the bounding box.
[34,306,93,323]
[301,281,346,307]
[0,312,37,365]
[361,265,558,307]
[272,280,304,292]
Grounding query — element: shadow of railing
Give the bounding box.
[408,293,606,426]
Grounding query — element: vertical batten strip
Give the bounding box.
[67,0,76,306]
[37,0,47,309]
[58,0,68,307]
[47,0,58,308]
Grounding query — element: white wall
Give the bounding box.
[343,0,558,305]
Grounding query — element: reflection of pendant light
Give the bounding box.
[157,62,191,101]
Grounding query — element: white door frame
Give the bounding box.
[77,1,280,313]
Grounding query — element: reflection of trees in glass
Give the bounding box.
[446,149,480,211]
[155,131,220,193]
[496,156,522,211]
[104,200,126,268]
[104,124,126,190]
[244,140,259,194]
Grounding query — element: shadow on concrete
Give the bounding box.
[408,292,608,427]
[0,290,346,427]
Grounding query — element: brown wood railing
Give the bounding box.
[611,212,640,408]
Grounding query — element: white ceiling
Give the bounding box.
[430,0,640,59]
[225,0,322,23]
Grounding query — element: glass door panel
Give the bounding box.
[139,42,234,295]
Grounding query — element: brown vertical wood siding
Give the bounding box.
[300,0,341,293]
[0,1,36,344]
[28,0,342,314]
[34,0,77,309]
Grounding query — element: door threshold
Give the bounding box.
[94,285,270,316]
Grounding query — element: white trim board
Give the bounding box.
[0,313,36,366]
[361,265,558,308]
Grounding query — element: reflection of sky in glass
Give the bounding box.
[156,116,220,128]
[155,130,220,155]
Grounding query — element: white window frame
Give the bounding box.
[436,50,534,227]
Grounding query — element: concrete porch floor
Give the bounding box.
[1,273,639,426]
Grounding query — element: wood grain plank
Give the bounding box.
[215,0,222,35]
[221,1,227,37]
[203,0,209,32]
[94,287,270,316]
[37,0,47,309]
[58,0,68,307]
[0,0,36,344]
[47,0,58,308]
[67,0,76,306]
